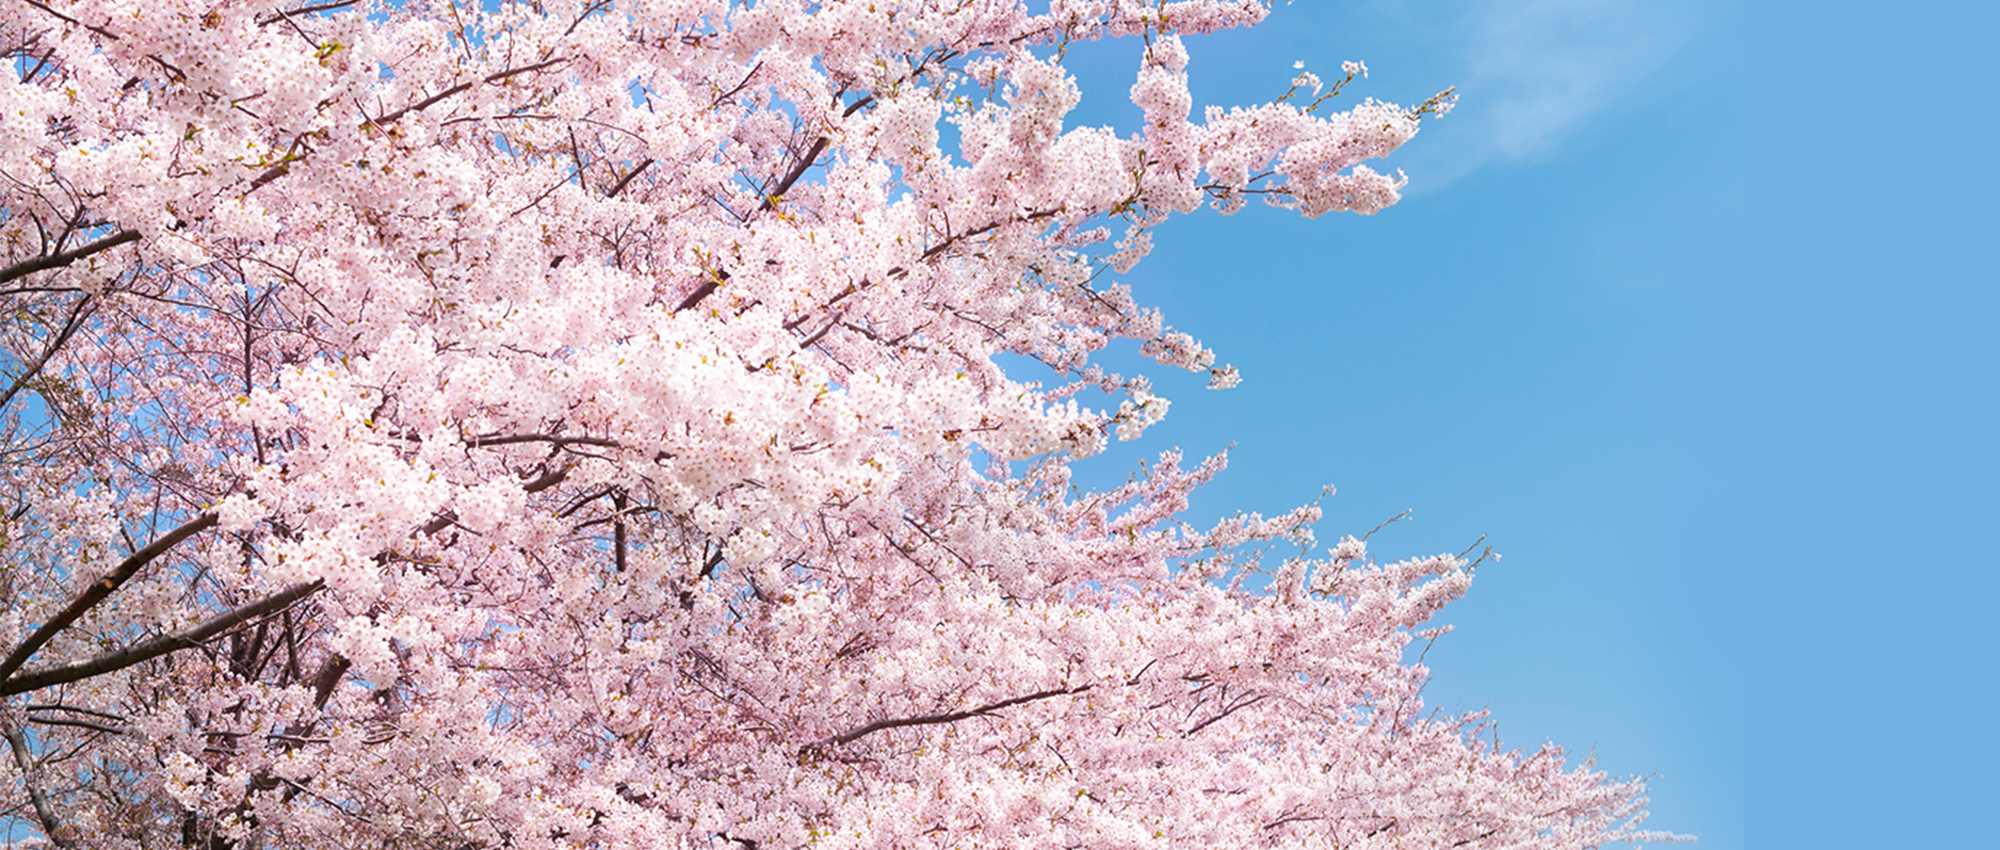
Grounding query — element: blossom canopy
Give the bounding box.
[0,0,1673,848]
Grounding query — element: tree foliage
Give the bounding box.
[0,0,1674,847]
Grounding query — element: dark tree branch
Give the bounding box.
[759,136,828,213]
[308,653,351,710]
[417,511,461,538]
[0,229,139,286]
[612,490,628,573]
[23,704,127,723]
[24,715,127,736]
[20,0,118,41]
[797,312,841,349]
[680,547,727,610]
[521,463,573,493]
[1183,692,1267,736]
[3,580,325,696]
[810,684,1092,750]
[465,432,622,449]
[0,294,92,415]
[0,512,219,685]
[257,0,360,24]
[675,136,832,315]
[376,58,566,125]
[414,459,578,536]
[243,59,561,197]
[710,62,764,109]
[673,272,728,314]
[604,159,654,199]
[1451,827,1499,847]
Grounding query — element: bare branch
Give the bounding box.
[1360,509,1412,542]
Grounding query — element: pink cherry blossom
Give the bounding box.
[0,1,1677,848]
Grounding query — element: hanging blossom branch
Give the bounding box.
[0,463,563,695]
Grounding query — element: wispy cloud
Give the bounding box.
[1396,0,1712,188]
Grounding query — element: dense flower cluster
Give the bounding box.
[0,1,1670,848]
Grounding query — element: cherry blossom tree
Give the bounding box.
[0,0,1680,847]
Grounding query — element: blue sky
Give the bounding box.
[1045,1,1997,847]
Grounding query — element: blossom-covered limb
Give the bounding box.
[0,512,220,685]
[2,580,326,696]
[0,230,140,287]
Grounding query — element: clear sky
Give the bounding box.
[1039,1,1996,848]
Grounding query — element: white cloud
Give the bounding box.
[1395,0,1712,188]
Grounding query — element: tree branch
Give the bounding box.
[605,158,653,199]
[809,684,1092,750]
[258,0,361,25]
[376,58,567,125]
[308,653,351,710]
[760,136,829,213]
[672,272,728,314]
[674,136,832,315]
[20,0,118,41]
[0,229,139,286]
[0,511,219,685]
[2,580,325,696]
[2,717,74,848]
[0,294,93,415]
[464,432,623,449]
[1183,692,1266,737]
[24,715,127,736]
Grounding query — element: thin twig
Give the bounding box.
[257,0,360,25]
[1359,509,1412,542]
